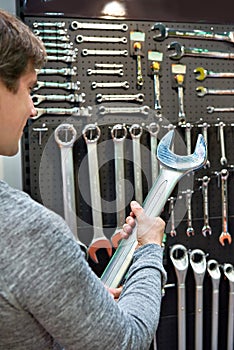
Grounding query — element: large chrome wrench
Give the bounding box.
[170,244,189,350]
[101,130,207,288]
[223,263,234,350]
[54,124,87,256]
[110,124,127,249]
[83,124,112,263]
[190,249,207,350]
[207,259,221,350]
[130,124,143,204]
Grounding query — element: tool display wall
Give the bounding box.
[21,14,234,350]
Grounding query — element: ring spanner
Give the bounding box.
[101,130,207,288]
[223,263,234,350]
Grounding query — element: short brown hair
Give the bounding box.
[0,9,47,92]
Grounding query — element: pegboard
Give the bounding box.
[21,15,234,350]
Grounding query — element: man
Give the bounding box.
[0,9,166,350]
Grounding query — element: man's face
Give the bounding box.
[0,65,37,156]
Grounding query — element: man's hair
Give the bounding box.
[0,9,47,92]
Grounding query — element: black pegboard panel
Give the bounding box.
[21,15,234,350]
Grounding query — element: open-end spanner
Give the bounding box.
[201,176,212,236]
[168,41,234,60]
[43,42,73,49]
[207,259,221,350]
[223,263,234,350]
[38,35,70,42]
[110,124,127,249]
[130,124,143,204]
[152,22,234,44]
[170,244,189,350]
[54,124,88,256]
[33,21,66,28]
[37,67,77,76]
[33,107,92,119]
[196,86,234,97]
[194,66,234,81]
[34,29,68,35]
[101,129,207,288]
[190,249,207,350]
[219,169,232,246]
[47,55,77,63]
[83,124,112,263]
[71,21,128,31]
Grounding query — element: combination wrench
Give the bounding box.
[76,34,127,44]
[37,67,78,76]
[34,81,80,92]
[32,93,85,106]
[199,122,210,167]
[201,176,212,236]
[101,129,207,288]
[218,121,228,166]
[54,124,87,255]
[83,124,112,263]
[82,49,128,56]
[168,41,234,60]
[185,189,194,236]
[194,66,234,81]
[170,244,189,350]
[110,124,127,248]
[219,169,232,246]
[152,22,234,44]
[34,107,92,119]
[168,197,177,237]
[196,86,234,97]
[148,122,160,184]
[98,105,150,115]
[207,259,221,350]
[223,263,234,350]
[33,21,66,28]
[92,81,129,89]
[207,106,234,113]
[129,124,143,205]
[190,249,207,350]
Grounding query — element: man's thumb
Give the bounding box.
[130,201,145,219]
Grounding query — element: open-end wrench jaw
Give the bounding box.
[157,130,207,172]
[167,41,184,60]
[151,22,167,41]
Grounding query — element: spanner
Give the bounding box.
[196,86,234,97]
[185,189,194,236]
[194,66,234,81]
[38,35,70,42]
[43,42,73,49]
[98,105,149,115]
[101,129,207,288]
[207,106,234,113]
[92,81,129,89]
[219,169,232,246]
[32,93,85,106]
[170,244,189,350]
[87,68,123,76]
[96,93,144,103]
[34,29,68,35]
[33,21,66,28]
[168,41,234,60]
[218,121,228,165]
[130,124,143,204]
[82,49,128,56]
[33,107,92,119]
[37,67,77,76]
[83,124,112,263]
[71,21,128,31]
[76,34,127,44]
[54,124,87,256]
[199,122,210,167]
[110,124,127,248]
[152,22,234,44]
[201,176,212,236]
[34,81,80,92]
[223,263,234,350]
[190,249,207,350]
[148,122,160,183]
[168,197,176,237]
[207,259,221,350]
[47,55,77,63]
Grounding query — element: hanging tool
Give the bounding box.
[170,244,189,350]
[129,124,143,204]
[171,64,187,125]
[190,249,207,350]
[101,129,207,288]
[54,123,88,256]
[148,122,160,184]
[110,124,127,249]
[219,169,232,246]
[148,50,163,114]
[130,31,145,88]
[223,263,234,350]
[185,189,195,236]
[83,124,112,263]
[168,197,177,237]
[207,259,221,350]
[201,176,212,236]
[194,66,234,81]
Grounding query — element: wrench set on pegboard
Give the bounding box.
[21,14,234,350]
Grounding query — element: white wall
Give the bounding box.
[0,0,22,189]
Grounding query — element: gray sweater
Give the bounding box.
[0,180,166,350]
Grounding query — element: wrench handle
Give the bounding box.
[195,286,203,350]
[178,284,186,350]
[101,167,183,288]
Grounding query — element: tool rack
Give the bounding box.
[18,1,234,349]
